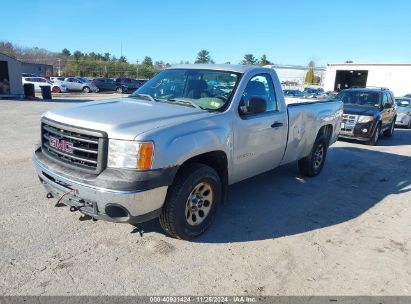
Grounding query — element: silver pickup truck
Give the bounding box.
[33,64,343,240]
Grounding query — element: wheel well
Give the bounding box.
[318,124,333,145]
[175,151,229,204]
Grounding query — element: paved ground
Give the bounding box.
[0,99,410,296]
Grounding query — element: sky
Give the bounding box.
[1,0,411,66]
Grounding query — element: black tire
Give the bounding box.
[82,86,90,93]
[383,119,395,137]
[408,119,411,129]
[116,87,123,93]
[52,86,61,93]
[159,163,221,240]
[298,135,328,177]
[367,124,380,146]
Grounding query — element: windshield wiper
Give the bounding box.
[131,93,155,102]
[168,99,203,110]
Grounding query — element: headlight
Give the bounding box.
[358,115,374,123]
[108,140,154,170]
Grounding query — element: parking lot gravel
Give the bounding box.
[0,99,410,296]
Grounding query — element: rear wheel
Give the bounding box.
[82,86,90,93]
[383,119,395,137]
[367,124,380,146]
[408,119,411,129]
[52,86,61,93]
[298,135,328,177]
[159,163,221,240]
[116,87,124,93]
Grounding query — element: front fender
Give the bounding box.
[139,113,233,169]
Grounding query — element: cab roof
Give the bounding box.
[168,64,266,74]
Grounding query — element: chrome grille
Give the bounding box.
[41,119,107,173]
[341,114,358,134]
[343,114,357,124]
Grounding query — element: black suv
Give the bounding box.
[114,78,142,92]
[336,88,397,145]
[93,78,127,93]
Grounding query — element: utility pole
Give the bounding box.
[136,59,139,79]
[57,58,61,76]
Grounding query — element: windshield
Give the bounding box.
[395,98,410,107]
[131,69,240,111]
[337,91,380,107]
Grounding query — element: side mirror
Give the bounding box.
[239,96,267,115]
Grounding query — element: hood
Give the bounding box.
[343,104,379,116]
[43,97,211,140]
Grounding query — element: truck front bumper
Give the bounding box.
[33,149,171,224]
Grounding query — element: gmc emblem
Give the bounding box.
[49,136,74,153]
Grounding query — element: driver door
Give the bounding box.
[232,74,287,183]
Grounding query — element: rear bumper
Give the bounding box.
[33,148,169,224]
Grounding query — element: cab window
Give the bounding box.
[242,74,278,112]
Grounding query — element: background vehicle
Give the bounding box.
[304,87,325,98]
[50,77,99,93]
[136,79,148,86]
[404,94,411,98]
[337,87,397,145]
[93,78,127,93]
[22,77,68,93]
[395,97,411,128]
[33,65,343,240]
[115,78,142,92]
[283,89,305,97]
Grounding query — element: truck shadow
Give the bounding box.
[136,145,410,243]
[197,146,410,243]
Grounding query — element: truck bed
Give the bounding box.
[280,99,343,165]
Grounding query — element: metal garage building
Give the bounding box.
[323,63,411,96]
[22,62,53,76]
[0,52,23,97]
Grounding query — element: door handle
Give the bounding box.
[271,122,283,128]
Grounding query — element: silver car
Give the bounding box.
[50,77,99,93]
[395,97,411,128]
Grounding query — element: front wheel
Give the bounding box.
[82,86,91,93]
[116,87,124,93]
[298,135,328,177]
[367,124,380,145]
[52,86,61,93]
[383,119,395,137]
[159,163,221,240]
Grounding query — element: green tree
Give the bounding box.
[118,56,127,63]
[241,54,258,65]
[304,68,315,84]
[104,53,110,61]
[142,56,153,66]
[73,50,83,61]
[308,60,315,68]
[195,50,211,64]
[61,48,71,57]
[259,54,272,66]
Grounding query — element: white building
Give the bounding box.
[264,64,326,86]
[323,63,411,96]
